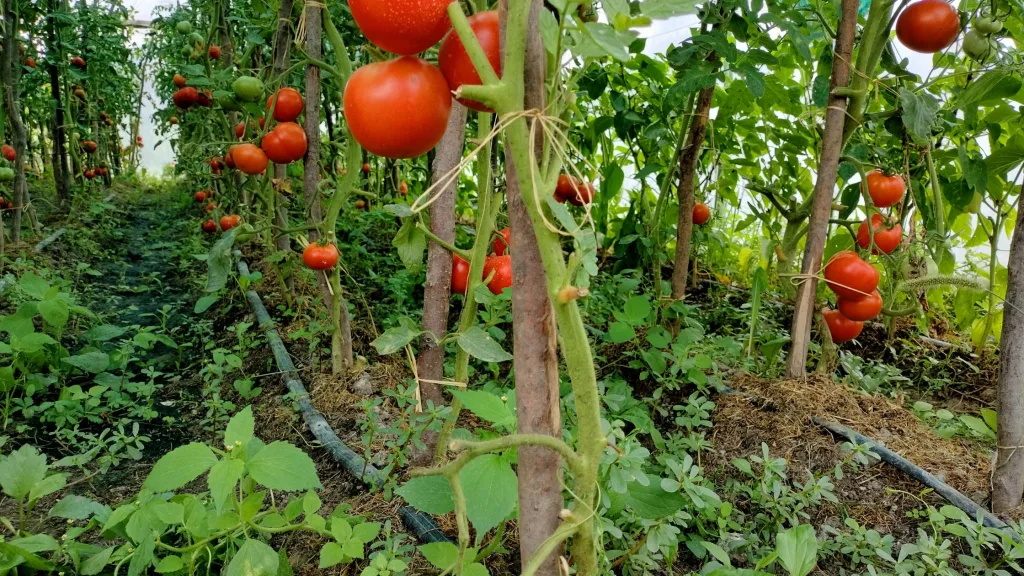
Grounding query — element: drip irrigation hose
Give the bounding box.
[814,418,1018,538]
[234,253,450,544]
[718,385,1019,539]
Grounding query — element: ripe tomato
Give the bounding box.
[266,87,304,122]
[173,74,187,87]
[484,255,513,295]
[82,141,98,154]
[438,11,502,112]
[355,200,367,210]
[554,174,594,205]
[196,90,213,107]
[824,251,879,300]
[206,202,218,212]
[261,122,307,164]
[303,243,340,270]
[344,57,452,159]
[838,290,884,322]
[202,220,217,233]
[866,170,905,208]
[451,254,470,296]
[362,163,371,174]
[2,145,16,162]
[84,169,96,180]
[349,0,451,56]
[220,215,241,231]
[173,87,199,109]
[896,0,960,53]
[693,202,712,225]
[399,181,408,195]
[857,214,903,255]
[208,45,222,60]
[493,227,511,256]
[24,57,35,69]
[232,143,269,175]
[235,122,247,139]
[823,309,864,343]
[225,147,237,169]
[170,116,179,125]
[194,191,207,202]
[71,56,86,67]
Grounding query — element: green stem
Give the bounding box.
[841,0,896,145]
[925,148,946,237]
[416,221,471,260]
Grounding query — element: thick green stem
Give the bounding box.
[841,0,895,144]
[980,212,1003,347]
[925,148,946,238]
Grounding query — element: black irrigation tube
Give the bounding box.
[814,418,1020,538]
[234,254,450,544]
[719,385,1020,539]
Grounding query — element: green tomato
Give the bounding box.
[218,95,243,112]
[180,46,192,58]
[965,192,983,214]
[953,64,969,86]
[232,76,264,102]
[189,32,205,46]
[175,21,192,35]
[0,168,14,183]
[975,16,1003,34]
[963,29,993,62]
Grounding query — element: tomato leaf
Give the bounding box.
[457,326,513,363]
[900,88,939,143]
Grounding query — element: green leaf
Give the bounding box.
[49,495,110,520]
[128,535,155,576]
[226,540,279,576]
[607,321,636,343]
[703,541,731,566]
[155,556,185,573]
[37,299,69,330]
[28,472,66,504]
[457,326,513,363]
[626,480,686,519]
[776,524,819,576]
[247,441,322,492]
[370,317,425,355]
[352,522,381,544]
[641,0,700,18]
[581,22,638,62]
[143,443,218,492]
[623,295,651,325]
[80,546,115,575]
[392,218,427,275]
[419,542,459,571]
[18,273,50,300]
[960,69,1020,108]
[342,537,365,560]
[0,445,48,500]
[9,534,59,553]
[460,454,517,534]
[452,390,514,427]
[900,88,939,143]
[11,332,56,353]
[194,295,220,314]
[986,143,1024,177]
[62,352,110,374]
[225,406,255,447]
[319,542,346,569]
[85,324,127,342]
[395,476,455,515]
[206,228,240,293]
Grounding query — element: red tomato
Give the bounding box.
[220,215,241,231]
[196,90,213,107]
[362,162,371,174]
[344,57,452,159]
[232,143,269,175]
[493,227,511,256]
[823,309,864,343]
[208,45,222,60]
[896,0,960,54]
[554,174,594,205]
[824,251,880,300]
[206,202,218,212]
[235,122,247,139]
[261,122,307,164]
[258,117,266,130]
[399,181,408,195]
[173,74,187,87]
[266,87,304,122]
[451,254,470,296]
[24,57,35,69]
[438,11,502,112]
[484,255,513,295]
[225,147,237,169]
[84,169,95,180]
[173,87,199,109]
[355,200,367,210]
[303,243,340,270]
[693,202,712,225]
[2,145,15,162]
[194,191,207,202]
[857,214,903,255]
[866,170,905,208]
[349,0,451,56]
[71,56,86,67]
[202,220,218,233]
[838,290,884,322]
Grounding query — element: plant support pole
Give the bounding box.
[785,0,858,378]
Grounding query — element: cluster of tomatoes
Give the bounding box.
[895,0,1001,62]
[822,171,906,343]
[83,167,108,180]
[192,188,241,234]
[343,0,500,159]
[451,228,514,297]
[220,85,308,176]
